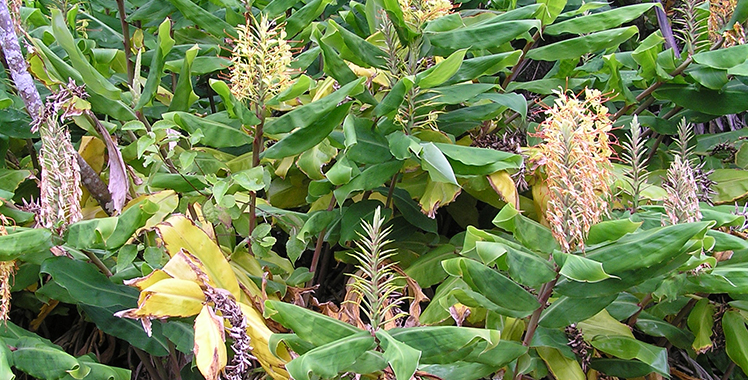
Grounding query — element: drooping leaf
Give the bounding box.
[376,330,421,380]
[723,310,748,375]
[545,4,657,35]
[285,332,377,380]
[194,305,227,380]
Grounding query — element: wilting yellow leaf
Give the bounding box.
[162,249,212,284]
[155,215,241,298]
[419,180,461,218]
[135,278,205,318]
[488,171,519,209]
[123,269,171,291]
[238,302,291,380]
[531,177,551,227]
[194,305,227,380]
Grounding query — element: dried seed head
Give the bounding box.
[36,80,87,232]
[534,88,613,253]
[230,14,294,106]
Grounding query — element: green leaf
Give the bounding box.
[168,44,200,112]
[417,49,467,89]
[590,358,659,378]
[67,355,130,380]
[653,81,748,116]
[41,257,138,308]
[577,310,635,339]
[434,143,524,176]
[442,258,540,316]
[404,244,457,287]
[266,78,365,134]
[505,245,556,287]
[536,346,585,380]
[168,112,253,148]
[710,169,748,203]
[693,44,748,69]
[555,252,619,283]
[443,51,522,86]
[285,332,377,380]
[586,219,641,245]
[0,228,54,262]
[50,9,121,100]
[265,300,361,345]
[136,19,174,109]
[526,26,638,61]
[167,0,236,38]
[328,20,387,69]
[13,337,88,380]
[545,4,657,35]
[339,200,390,243]
[209,80,260,126]
[388,326,526,367]
[382,187,438,233]
[0,337,13,380]
[82,304,170,356]
[537,0,568,25]
[590,336,669,376]
[376,330,420,380]
[333,160,403,204]
[263,104,350,159]
[492,204,559,254]
[635,313,694,350]
[723,310,748,375]
[539,294,618,328]
[374,76,415,117]
[425,20,540,53]
[286,0,335,37]
[420,142,458,185]
[64,199,158,250]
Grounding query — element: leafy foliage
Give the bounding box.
[1,0,748,378]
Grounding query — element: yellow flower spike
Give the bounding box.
[230,14,294,106]
[194,305,228,380]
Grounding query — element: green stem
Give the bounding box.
[83,250,113,277]
[502,30,541,89]
[248,108,266,254]
[115,0,134,86]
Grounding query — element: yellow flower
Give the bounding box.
[230,15,293,106]
[534,88,613,253]
[399,0,453,26]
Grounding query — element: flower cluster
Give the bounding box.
[535,88,613,253]
[399,0,453,27]
[230,15,293,107]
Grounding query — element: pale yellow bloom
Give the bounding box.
[230,15,293,105]
[399,0,453,26]
[535,88,613,253]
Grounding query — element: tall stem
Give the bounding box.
[115,0,134,86]
[248,107,266,254]
[513,274,559,380]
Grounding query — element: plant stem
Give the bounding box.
[115,0,134,86]
[307,195,337,287]
[513,274,559,380]
[248,109,266,253]
[83,249,113,277]
[132,348,164,380]
[502,30,541,89]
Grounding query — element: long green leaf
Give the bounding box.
[266,78,365,134]
[526,26,638,61]
[286,332,377,380]
[724,310,748,374]
[167,45,199,111]
[263,104,350,159]
[376,330,421,380]
[0,228,54,262]
[265,300,362,345]
[136,19,174,110]
[425,20,540,53]
[545,4,657,35]
[13,337,88,380]
[442,258,540,315]
[50,9,121,100]
[167,0,236,38]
